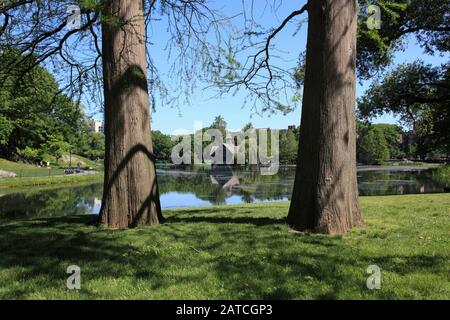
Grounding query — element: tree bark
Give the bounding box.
[99,0,163,229]
[287,0,364,234]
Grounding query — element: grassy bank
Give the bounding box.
[0,172,102,189]
[0,194,448,299]
[0,158,65,177]
[382,161,442,168]
[0,157,103,189]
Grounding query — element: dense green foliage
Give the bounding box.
[0,50,105,163]
[373,124,403,158]
[358,126,390,165]
[358,62,450,156]
[279,130,298,163]
[0,194,448,299]
[74,129,105,161]
[432,166,450,186]
[152,130,175,161]
[0,50,80,161]
[357,123,408,164]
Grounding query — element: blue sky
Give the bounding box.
[89,1,448,134]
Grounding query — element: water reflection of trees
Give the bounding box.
[1,168,444,220]
[0,183,103,219]
[158,167,444,203]
[357,170,444,196]
[158,166,295,206]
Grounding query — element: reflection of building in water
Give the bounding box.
[210,174,240,190]
[209,166,240,191]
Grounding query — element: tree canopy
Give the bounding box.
[0,49,83,161]
[358,61,450,155]
[0,48,106,163]
[357,0,449,78]
[358,126,390,165]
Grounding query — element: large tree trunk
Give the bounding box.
[287,0,363,234]
[99,0,163,229]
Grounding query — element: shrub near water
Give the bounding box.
[432,166,450,185]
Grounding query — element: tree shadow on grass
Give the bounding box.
[0,216,200,298]
[0,214,447,299]
[160,213,448,299]
[166,215,285,226]
[165,205,286,226]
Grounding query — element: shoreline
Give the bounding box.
[356,165,440,172]
[0,172,103,189]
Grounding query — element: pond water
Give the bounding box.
[0,166,447,220]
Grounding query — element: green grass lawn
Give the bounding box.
[0,194,448,299]
[0,172,103,189]
[433,166,450,185]
[57,154,103,170]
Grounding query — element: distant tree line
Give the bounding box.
[154,117,442,166]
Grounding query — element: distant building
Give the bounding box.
[209,137,236,165]
[278,125,297,134]
[87,119,104,133]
